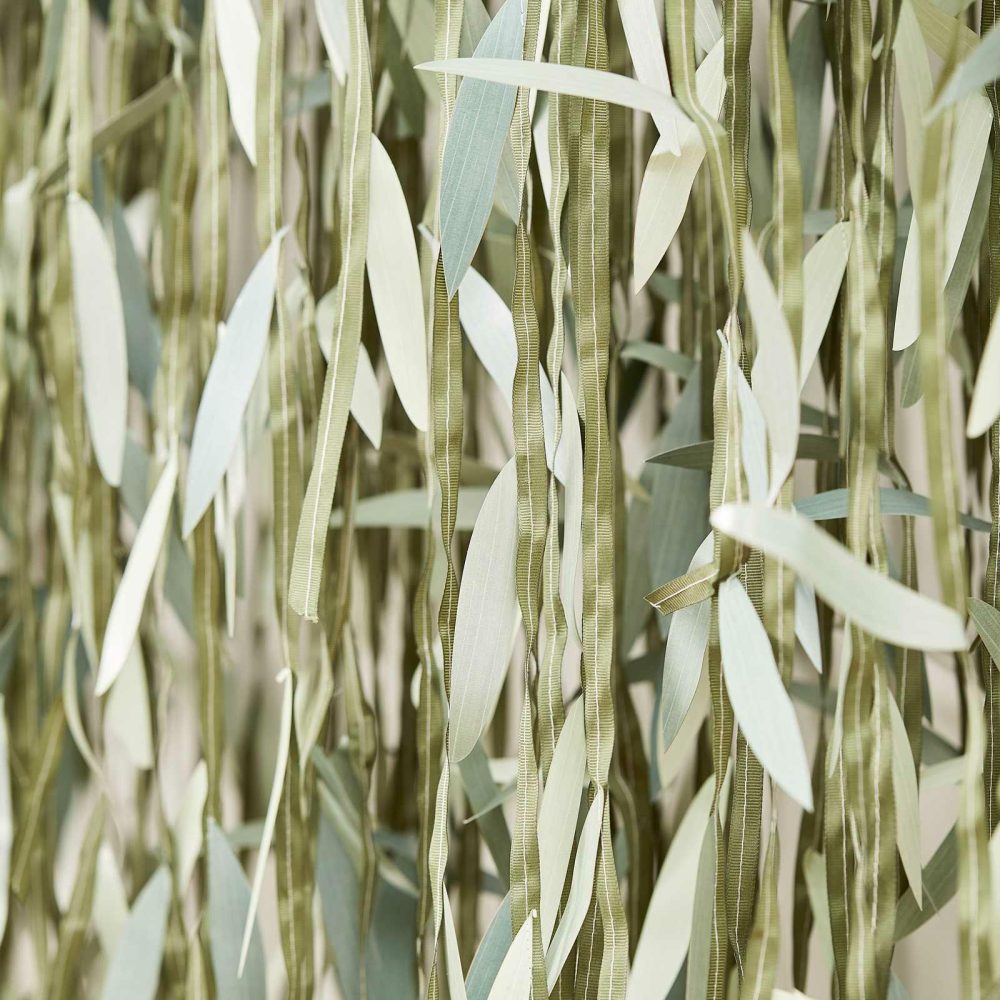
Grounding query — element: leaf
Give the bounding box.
[215,0,260,163]
[442,899,469,1000]
[794,486,991,533]
[183,228,286,537]
[711,503,967,651]
[619,341,696,379]
[467,894,513,1000]
[936,19,1000,109]
[544,789,605,990]
[685,817,717,1000]
[239,669,293,973]
[207,820,266,1000]
[439,0,525,295]
[419,58,686,150]
[315,0,350,83]
[794,578,823,673]
[104,642,154,770]
[968,297,1000,437]
[448,458,520,761]
[626,776,714,1000]
[633,39,724,289]
[800,221,851,388]
[67,193,129,487]
[489,910,536,1000]
[559,377,584,644]
[367,135,429,428]
[660,534,713,752]
[331,485,490,530]
[732,351,769,502]
[349,343,383,448]
[101,867,172,1000]
[538,699,586,945]
[740,231,800,499]
[896,825,957,938]
[889,696,923,907]
[96,454,178,696]
[969,598,1000,664]
[648,432,840,469]
[174,762,208,896]
[718,576,813,810]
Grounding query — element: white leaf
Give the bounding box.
[367,135,429,430]
[105,642,154,770]
[215,0,260,164]
[627,777,713,1000]
[448,459,521,761]
[741,231,800,500]
[67,193,128,487]
[538,699,586,946]
[93,846,129,957]
[712,502,967,651]
[718,576,813,810]
[97,455,178,696]
[173,762,208,897]
[315,0,349,83]
[488,910,536,1000]
[183,229,286,537]
[968,296,1000,436]
[349,343,383,448]
[544,790,605,990]
[633,39,724,289]
[800,221,852,388]
[794,577,823,673]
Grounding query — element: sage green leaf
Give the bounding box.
[367,135,428,429]
[182,228,287,537]
[101,867,171,1000]
[626,776,713,1000]
[896,826,957,939]
[207,820,266,1000]
[793,486,991,533]
[968,299,1000,437]
[740,231,799,499]
[733,354,769,502]
[419,59,686,149]
[439,0,525,295]
[685,819,717,1000]
[544,789,605,990]
[349,344,383,448]
[936,20,1000,109]
[619,341,696,379]
[718,576,813,810]
[67,192,128,487]
[467,895,513,1000]
[174,761,207,896]
[712,503,967,651]
[659,533,712,751]
[648,432,840,469]
[800,221,851,387]
[104,643,154,770]
[96,454,178,696]
[331,485,489,530]
[794,578,823,672]
[969,598,1000,664]
[215,0,260,163]
[442,899,469,1000]
[112,200,161,403]
[448,458,520,762]
[890,696,923,907]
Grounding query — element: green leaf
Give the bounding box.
[711,503,967,651]
[935,18,1000,109]
[67,192,129,487]
[0,697,10,944]
[889,696,923,907]
[969,598,1000,664]
[207,820,266,1000]
[489,909,536,1000]
[467,895,513,1000]
[448,458,520,761]
[718,577,813,810]
[800,221,851,387]
[439,0,524,295]
[315,0,349,82]
[96,454,178,695]
[895,826,957,939]
[183,228,286,537]
[101,866,172,1000]
[330,485,490,530]
[367,135,429,429]
[968,298,1000,437]
[619,341,696,379]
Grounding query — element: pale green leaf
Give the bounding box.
[315,0,349,83]
[183,228,286,537]
[489,910,536,1000]
[711,503,967,651]
[0,698,9,945]
[96,454,178,696]
[207,819,266,1000]
[104,642,154,770]
[67,192,129,487]
[718,576,813,810]
[968,298,1000,437]
[800,221,851,388]
[101,866,172,1000]
[174,761,208,896]
[448,458,520,761]
[890,696,923,906]
[367,135,428,429]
